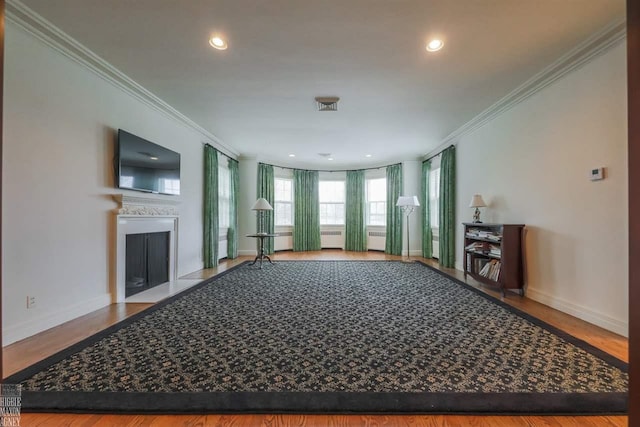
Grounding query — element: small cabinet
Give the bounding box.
[463,223,525,296]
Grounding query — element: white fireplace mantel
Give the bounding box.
[112,193,180,302]
[112,193,180,216]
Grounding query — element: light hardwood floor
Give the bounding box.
[4,250,628,426]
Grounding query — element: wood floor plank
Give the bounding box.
[6,250,629,426]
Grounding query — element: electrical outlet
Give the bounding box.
[27,296,36,309]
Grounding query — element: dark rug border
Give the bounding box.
[18,391,627,415]
[3,260,628,415]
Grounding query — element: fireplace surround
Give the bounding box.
[112,194,179,303]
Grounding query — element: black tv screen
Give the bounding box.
[116,129,181,195]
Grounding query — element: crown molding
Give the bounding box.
[6,0,238,158]
[435,18,626,150]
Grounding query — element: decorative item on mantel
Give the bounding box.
[396,195,420,261]
[469,194,487,223]
[112,194,180,216]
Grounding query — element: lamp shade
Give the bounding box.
[469,194,487,208]
[251,198,273,211]
[396,196,420,207]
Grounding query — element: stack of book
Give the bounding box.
[489,244,501,257]
[479,259,501,281]
[465,228,482,238]
[465,241,489,253]
[485,233,502,242]
[466,228,502,242]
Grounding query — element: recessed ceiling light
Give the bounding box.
[426,39,444,52]
[209,36,228,50]
[288,154,296,157]
[365,154,372,158]
[150,156,159,160]
[327,158,334,161]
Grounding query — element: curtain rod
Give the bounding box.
[258,162,401,173]
[423,144,454,163]
[204,143,236,162]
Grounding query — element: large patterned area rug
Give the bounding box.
[5,261,627,414]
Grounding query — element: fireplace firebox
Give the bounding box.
[125,231,170,298]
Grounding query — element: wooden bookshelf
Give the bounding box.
[463,223,525,296]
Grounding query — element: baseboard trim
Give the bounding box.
[451,263,627,336]
[3,293,112,346]
[526,287,628,337]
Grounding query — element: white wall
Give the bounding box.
[2,23,222,344]
[238,157,258,256]
[402,160,422,256]
[456,42,628,335]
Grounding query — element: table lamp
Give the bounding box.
[469,194,487,223]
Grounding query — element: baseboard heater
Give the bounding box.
[276,231,344,237]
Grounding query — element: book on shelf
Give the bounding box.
[465,241,489,252]
[475,258,489,273]
[466,228,502,241]
[478,259,501,281]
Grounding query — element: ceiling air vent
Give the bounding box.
[315,96,340,111]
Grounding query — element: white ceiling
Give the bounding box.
[20,0,625,169]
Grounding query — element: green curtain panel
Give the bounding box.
[293,169,321,251]
[203,145,219,268]
[385,164,403,255]
[421,160,433,258]
[257,163,275,254]
[439,146,456,268]
[344,170,367,252]
[227,158,239,259]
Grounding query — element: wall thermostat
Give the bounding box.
[590,167,605,181]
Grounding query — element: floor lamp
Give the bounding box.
[396,196,420,261]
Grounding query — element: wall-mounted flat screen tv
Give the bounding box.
[116,129,181,195]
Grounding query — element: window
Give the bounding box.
[319,181,345,225]
[218,166,230,228]
[429,167,441,228]
[366,178,386,226]
[120,176,134,189]
[160,178,180,195]
[275,178,293,226]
